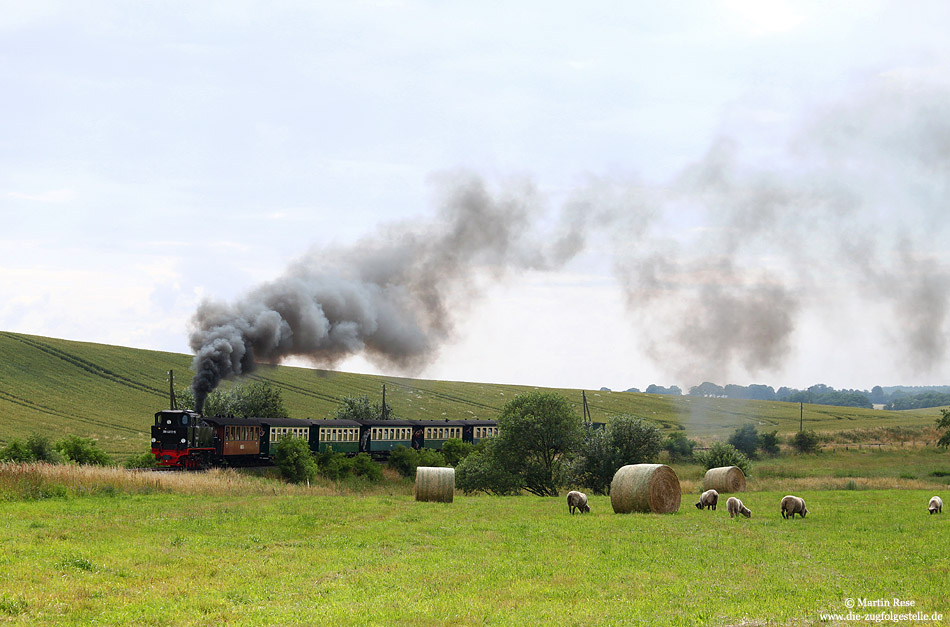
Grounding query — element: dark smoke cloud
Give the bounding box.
[191,78,950,400]
[189,172,587,411]
[610,78,950,384]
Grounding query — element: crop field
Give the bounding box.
[1,332,945,461]
[0,472,948,627]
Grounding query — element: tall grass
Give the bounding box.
[0,463,412,500]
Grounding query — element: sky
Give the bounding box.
[3,1,950,395]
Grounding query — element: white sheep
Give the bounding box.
[781,494,808,519]
[726,496,751,518]
[567,490,590,514]
[695,489,719,510]
[928,495,943,515]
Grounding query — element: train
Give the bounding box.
[150,409,500,470]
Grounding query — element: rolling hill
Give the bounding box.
[0,331,942,459]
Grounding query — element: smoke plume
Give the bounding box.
[189,172,587,411]
[191,77,950,400]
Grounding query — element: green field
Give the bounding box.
[0,478,947,626]
[1,331,944,460]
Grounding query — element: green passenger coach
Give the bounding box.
[312,419,362,454]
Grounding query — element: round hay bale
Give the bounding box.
[610,464,681,514]
[415,466,455,503]
[703,466,746,493]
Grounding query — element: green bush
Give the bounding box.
[663,431,697,462]
[760,430,781,457]
[315,449,382,482]
[728,424,760,459]
[124,450,158,469]
[694,442,752,477]
[455,442,522,496]
[349,453,382,481]
[441,438,474,466]
[26,434,62,463]
[387,446,420,477]
[791,430,821,454]
[571,415,664,495]
[0,439,34,463]
[56,435,112,466]
[273,438,317,484]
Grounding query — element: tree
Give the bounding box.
[441,438,474,466]
[694,442,752,477]
[455,440,523,496]
[689,382,724,397]
[273,437,317,484]
[571,415,664,494]
[728,424,760,458]
[333,395,390,421]
[663,431,697,462]
[936,409,950,448]
[178,380,289,418]
[456,391,582,497]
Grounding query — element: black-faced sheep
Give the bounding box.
[781,494,808,519]
[929,495,943,515]
[726,496,751,518]
[695,489,718,510]
[567,490,590,514]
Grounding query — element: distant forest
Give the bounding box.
[616,383,950,411]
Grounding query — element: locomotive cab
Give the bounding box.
[151,409,214,468]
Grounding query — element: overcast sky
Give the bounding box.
[3,1,950,393]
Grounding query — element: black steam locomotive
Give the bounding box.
[151,409,499,469]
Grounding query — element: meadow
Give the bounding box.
[1,331,944,461]
[1,464,949,626]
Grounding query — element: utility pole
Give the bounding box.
[582,390,592,424]
[168,370,178,410]
[800,402,803,433]
[382,383,390,420]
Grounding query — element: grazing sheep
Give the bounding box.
[726,496,751,518]
[929,496,943,515]
[781,495,808,519]
[567,490,590,514]
[695,489,719,510]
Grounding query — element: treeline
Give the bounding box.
[626,382,950,411]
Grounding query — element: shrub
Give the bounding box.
[273,438,317,484]
[0,439,34,463]
[694,442,752,477]
[571,415,664,495]
[349,453,382,481]
[760,430,781,457]
[455,442,522,496]
[26,434,62,463]
[663,431,697,462]
[791,429,821,454]
[441,438,474,466]
[387,446,447,478]
[56,435,112,466]
[124,450,158,469]
[315,449,351,481]
[387,446,420,478]
[728,424,760,458]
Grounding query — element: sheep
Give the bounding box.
[726,496,751,518]
[695,489,719,510]
[567,490,590,514]
[781,495,808,519]
[928,495,943,515]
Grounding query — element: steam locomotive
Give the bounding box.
[151,409,499,469]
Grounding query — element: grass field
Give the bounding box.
[2,331,946,461]
[0,467,948,626]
